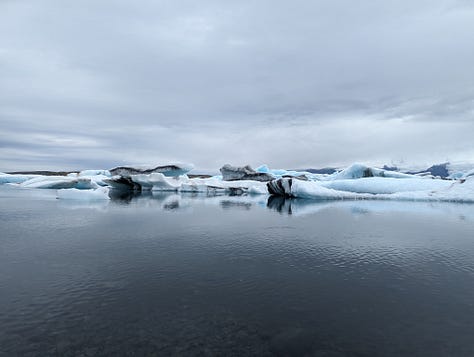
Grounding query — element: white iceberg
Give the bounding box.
[324,163,416,180]
[78,169,111,177]
[146,173,186,191]
[4,161,474,204]
[319,177,453,194]
[20,176,98,189]
[67,170,111,186]
[461,169,474,180]
[387,177,474,203]
[146,174,268,194]
[268,176,474,203]
[0,173,40,184]
[256,164,323,180]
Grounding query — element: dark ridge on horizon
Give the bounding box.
[7,171,76,176]
[300,168,338,175]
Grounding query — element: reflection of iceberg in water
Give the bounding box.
[220,200,252,210]
[266,196,293,214]
[266,196,336,216]
[57,199,110,212]
[109,189,146,203]
[39,186,474,222]
[107,190,265,211]
[266,196,474,220]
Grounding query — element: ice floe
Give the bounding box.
[323,163,416,180]
[267,176,474,203]
[255,165,321,180]
[220,164,274,182]
[319,177,453,194]
[1,162,474,203]
[20,176,99,189]
[109,163,193,177]
[0,173,41,184]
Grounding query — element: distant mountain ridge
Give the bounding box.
[301,162,469,179]
[296,168,337,175]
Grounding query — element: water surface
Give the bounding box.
[1,187,474,356]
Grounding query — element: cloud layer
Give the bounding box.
[1,0,473,171]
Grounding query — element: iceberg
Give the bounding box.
[3,161,474,203]
[268,178,361,199]
[145,174,186,191]
[20,176,98,189]
[0,173,40,184]
[109,163,193,177]
[67,171,111,186]
[319,177,453,194]
[255,165,321,180]
[57,187,110,200]
[267,176,474,203]
[220,164,274,182]
[104,172,270,194]
[387,177,474,203]
[324,163,416,180]
[461,169,474,180]
[78,169,111,177]
[103,176,142,191]
[148,174,268,194]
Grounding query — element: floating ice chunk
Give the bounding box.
[109,163,193,177]
[150,174,187,191]
[447,161,474,179]
[247,184,269,195]
[179,177,226,193]
[319,177,453,194]
[104,176,141,191]
[78,169,111,177]
[255,164,318,180]
[220,164,274,181]
[130,173,189,191]
[218,179,268,194]
[130,173,160,190]
[0,173,40,184]
[387,177,474,203]
[255,164,270,173]
[326,163,417,180]
[268,177,474,203]
[106,173,221,193]
[268,178,362,199]
[462,169,474,180]
[57,187,110,200]
[140,174,269,194]
[20,176,98,189]
[89,175,111,187]
[67,171,111,187]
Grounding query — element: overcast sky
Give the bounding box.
[1,0,473,171]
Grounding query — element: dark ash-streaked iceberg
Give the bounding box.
[220,164,274,182]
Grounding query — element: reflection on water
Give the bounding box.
[1,187,474,356]
[104,190,474,221]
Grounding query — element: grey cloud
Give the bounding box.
[1,0,473,171]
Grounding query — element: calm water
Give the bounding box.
[1,187,474,356]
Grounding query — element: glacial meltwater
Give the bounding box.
[1,186,474,356]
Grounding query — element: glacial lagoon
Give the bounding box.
[1,186,474,356]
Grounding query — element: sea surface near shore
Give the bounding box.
[1,186,474,356]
